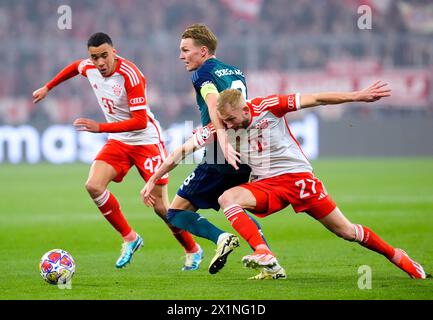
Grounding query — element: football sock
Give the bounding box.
[353,224,395,259]
[93,190,132,238]
[169,225,199,253]
[167,209,224,244]
[224,204,268,250]
[247,213,271,249]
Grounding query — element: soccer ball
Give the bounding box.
[39,249,75,285]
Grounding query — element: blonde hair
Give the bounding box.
[181,24,218,55]
[217,89,244,114]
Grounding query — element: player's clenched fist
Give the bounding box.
[32,86,49,103]
[73,118,100,132]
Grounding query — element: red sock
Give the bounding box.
[354,224,395,259]
[169,225,198,253]
[93,190,132,238]
[224,205,266,250]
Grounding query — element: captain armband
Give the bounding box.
[200,82,219,100]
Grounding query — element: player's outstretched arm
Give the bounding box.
[300,80,391,109]
[140,134,205,206]
[33,60,82,104]
[141,124,215,206]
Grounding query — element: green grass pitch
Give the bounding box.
[0,158,432,300]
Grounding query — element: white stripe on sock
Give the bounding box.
[354,224,364,243]
[93,190,110,207]
[223,204,243,220]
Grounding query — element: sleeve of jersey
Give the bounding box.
[192,66,216,94]
[45,60,82,90]
[98,109,148,133]
[192,123,216,148]
[200,82,219,101]
[259,93,301,117]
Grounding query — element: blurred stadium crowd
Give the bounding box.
[0,0,432,127]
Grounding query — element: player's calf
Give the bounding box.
[222,204,268,250]
[331,224,357,241]
[347,224,428,279]
[93,189,134,238]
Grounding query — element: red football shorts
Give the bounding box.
[95,139,169,184]
[240,172,336,220]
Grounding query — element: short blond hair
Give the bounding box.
[181,24,218,55]
[217,89,244,114]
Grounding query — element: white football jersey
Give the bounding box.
[240,94,312,181]
[77,56,163,145]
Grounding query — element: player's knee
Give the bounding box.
[85,181,105,198]
[218,190,237,208]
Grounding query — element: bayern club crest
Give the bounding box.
[112,83,122,97]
